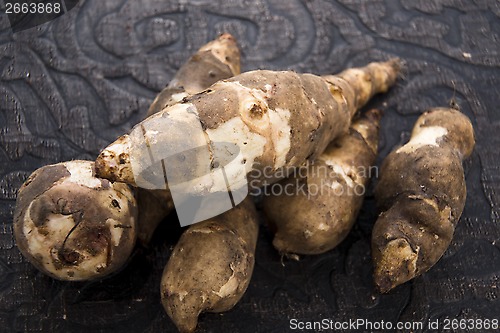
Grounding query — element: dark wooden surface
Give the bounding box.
[0,1,499,332]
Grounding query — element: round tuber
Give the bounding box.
[13,160,138,281]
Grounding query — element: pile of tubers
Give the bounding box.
[13,34,475,332]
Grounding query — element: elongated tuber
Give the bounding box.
[95,60,401,197]
[137,33,241,244]
[372,107,475,293]
[263,109,381,255]
[160,197,259,333]
[13,160,137,281]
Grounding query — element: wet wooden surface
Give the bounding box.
[0,0,499,332]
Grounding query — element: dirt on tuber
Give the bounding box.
[147,33,241,117]
[95,59,401,196]
[263,109,382,255]
[13,160,137,281]
[372,107,475,293]
[136,33,242,245]
[160,197,259,333]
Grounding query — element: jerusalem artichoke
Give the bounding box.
[13,160,137,281]
[94,60,401,201]
[147,33,240,117]
[160,197,259,333]
[263,109,381,255]
[372,107,475,293]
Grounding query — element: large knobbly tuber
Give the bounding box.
[372,107,475,293]
[160,197,259,333]
[13,160,137,281]
[137,33,241,244]
[263,109,381,255]
[95,59,401,195]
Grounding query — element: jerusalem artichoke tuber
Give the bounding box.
[13,160,137,281]
[94,60,401,198]
[372,107,475,293]
[147,33,240,117]
[263,109,382,255]
[160,197,259,333]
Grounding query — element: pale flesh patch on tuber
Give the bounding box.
[95,60,401,193]
[136,33,242,245]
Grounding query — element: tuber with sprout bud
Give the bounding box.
[94,59,401,199]
[13,160,137,281]
[263,109,382,255]
[372,107,475,293]
[160,197,259,333]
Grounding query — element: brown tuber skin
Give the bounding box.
[147,33,241,117]
[263,109,382,255]
[160,197,259,333]
[95,59,401,191]
[372,107,475,293]
[12,34,242,281]
[13,160,137,281]
[155,35,253,332]
[136,33,241,245]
